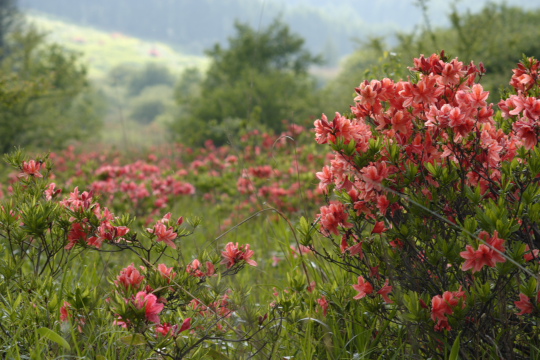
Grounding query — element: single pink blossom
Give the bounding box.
[377,280,393,304]
[179,317,191,333]
[148,222,177,249]
[371,221,387,234]
[221,242,257,268]
[134,291,164,323]
[60,301,71,322]
[45,183,61,200]
[352,276,373,300]
[515,293,534,315]
[460,232,506,273]
[19,160,43,179]
[156,323,174,337]
[524,245,539,262]
[317,296,329,316]
[115,263,145,291]
[157,263,177,283]
[65,222,89,250]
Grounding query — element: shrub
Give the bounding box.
[309,52,540,358]
[0,149,280,359]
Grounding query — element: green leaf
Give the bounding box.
[119,334,146,346]
[449,332,461,360]
[12,293,22,310]
[298,216,309,234]
[207,349,232,360]
[424,162,438,177]
[36,327,71,351]
[524,277,538,297]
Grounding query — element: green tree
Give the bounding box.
[126,63,175,97]
[172,19,323,146]
[0,28,104,153]
[129,85,174,125]
[0,0,19,56]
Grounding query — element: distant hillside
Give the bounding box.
[17,0,393,62]
[18,0,540,65]
[24,14,209,80]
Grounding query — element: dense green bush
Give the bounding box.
[0,28,104,152]
[172,19,324,146]
[126,63,176,97]
[308,52,540,358]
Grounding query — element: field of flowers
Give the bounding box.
[1,53,540,359]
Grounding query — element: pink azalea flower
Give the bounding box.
[156,318,191,337]
[317,296,329,316]
[377,279,393,304]
[524,245,539,262]
[431,290,466,331]
[45,183,61,200]
[314,112,355,145]
[115,263,145,291]
[157,263,177,283]
[221,242,257,268]
[65,222,89,250]
[187,259,216,277]
[468,84,489,108]
[160,212,172,223]
[87,221,130,249]
[361,161,390,192]
[376,195,390,215]
[134,291,164,323]
[352,276,373,300]
[347,242,364,258]
[19,160,43,179]
[460,245,489,272]
[148,222,177,249]
[186,259,203,277]
[316,166,333,192]
[179,317,192,333]
[60,301,71,322]
[317,201,353,236]
[514,293,534,315]
[60,187,94,212]
[156,323,174,337]
[460,231,506,272]
[371,221,387,234]
[513,119,538,149]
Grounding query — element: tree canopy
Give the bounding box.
[172,19,323,146]
[0,28,104,153]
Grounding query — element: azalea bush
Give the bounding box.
[308,52,540,358]
[0,150,284,359]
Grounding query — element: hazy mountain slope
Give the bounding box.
[17,0,392,60]
[24,14,209,79]
[18,0,540,62]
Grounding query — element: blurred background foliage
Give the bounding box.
[171,20,323,146]
[322,3,540,115]
[0,1,539,150]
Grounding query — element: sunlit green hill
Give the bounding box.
[24,12,209,80]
